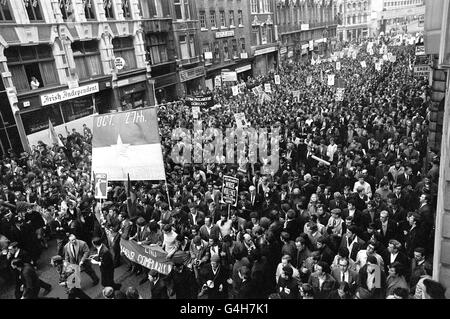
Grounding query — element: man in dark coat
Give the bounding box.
[91,237,120,290]
[166,260,198,299]
[11,258,51,299]
[200,254,229,299]
[148,269,169,299]
[237,266,255,298]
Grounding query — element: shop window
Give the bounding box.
[112,37,137,72]
[267,26,273,43]
[145,33,168,65]
[104,0,114,19]
[189,35,196,58]
[261,25,267,45]
[0,0,13,21]
[83,0,95,19]
[122,0,131,18]
[23,0,43,21]
[60,96,94,122]
[240,37,246,52]
[5,45,58,92]
[71,40,102,80]
[21,104,64,135]
[59,0,74,21]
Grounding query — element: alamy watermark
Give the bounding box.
[171,121,280,175]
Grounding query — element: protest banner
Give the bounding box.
[264,83,272,93]
[214,75,222,87]
[120,239,173,275]
[192,106,200,119]
[222,175,239,207]
[309,40,314,51]
[375,62,381,71]
[252,87,259,95]
[234,112,249,129]
[336,61,341,71]
[274,75,281,85]
[94,173,108,199]
[335,88,345,102]
[221,71,238,82]
[92,107,166,181]
[238,82,246,93]
[292,90,301,101]
[306,76,312,86]
[232,86,239,96]
[327,74,335,86]
[360,61,367,68]
[185,93,214,109]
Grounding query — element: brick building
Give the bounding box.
[0,0,156,153]
[276,0,339,62]
[196,0,253,89]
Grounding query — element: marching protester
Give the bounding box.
[0,34,446,300]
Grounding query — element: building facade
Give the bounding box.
[168,0,205,96]
[276,0,339,62]
[196,0,253,90]
[0,0,156,153]
[139,0,178,104]
[249,0,278,76]
[336,0,371,42]
[378,0,425,34]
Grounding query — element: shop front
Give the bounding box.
[18,78,112,147]
[179,66,205,95]
[253,45,278,76]
[153,72,178,103]
[115,73,150,111]
[234,63,253,82]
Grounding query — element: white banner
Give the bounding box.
[360,61,367,68]
[234,113,249,128]
[336,62,341,71]
[232,86,239,96]
[327,74,335,86]
[264,83,272,93]
[274,75,280,85]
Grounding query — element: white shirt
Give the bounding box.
[390,252,398,264]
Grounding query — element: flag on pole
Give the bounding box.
[48,119,64,147]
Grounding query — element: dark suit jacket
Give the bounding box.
[150,278,169,299]
[374,220,398,246]
[199,224,221,242]
[202,264,229,299]
[96,244,115,287]
[331,268,359,287]
[237,279,255,299]
[329,199,348,211]
[358,265,387,299]
[397,173,416,188]
[20,263,40,299]
[308,273,337,299]
[385,251,410,275]
[339,235,365,261]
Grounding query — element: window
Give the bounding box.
[23,0,43,21]
[0,0,13,21]
[229,10,234,26]
[240,37,245,53]
[122,0,131,19]
[174,0,190,20]
[112,37,137,72]
[210,10,216,28]
[59,0,74,21]
[251,0,258,13]
[199,10,206,28]
[139,0,163,18]
[352,15,356,24]
[213,41,220,62]
[223,40,229,60]
[104,0,114,18]
[83,0,95,19]
[237,10,243,25]
[263,0,270,13]
[267,26,273,43]
[5,45,58,92]
[220,10,225,27]
[71,40,102,80]
[179,35,189,59]
[145,34,168,65]
[189,35,196,58]
[252,26,260,46]
[261,25,267,44]
[232,39,238,58]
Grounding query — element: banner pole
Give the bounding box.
[228,204,231,220]
[165,179,172,211]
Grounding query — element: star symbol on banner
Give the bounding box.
[111,134,130,159]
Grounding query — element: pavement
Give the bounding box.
[0,239,153,299]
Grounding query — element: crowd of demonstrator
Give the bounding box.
[0,37,447,299]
